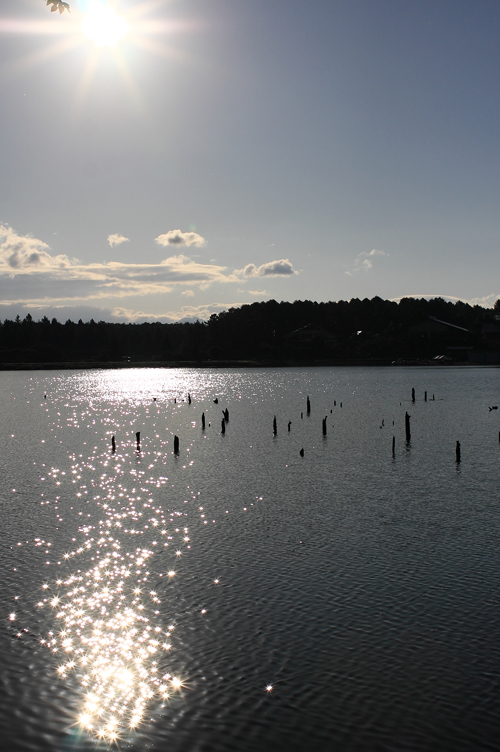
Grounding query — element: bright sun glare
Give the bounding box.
[82,2,127,48]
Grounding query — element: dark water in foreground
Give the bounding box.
[0,366,499,752]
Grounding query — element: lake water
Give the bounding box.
[0,366,499,751]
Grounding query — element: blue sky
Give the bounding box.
[0,0,498,322]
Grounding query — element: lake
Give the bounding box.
[0,366,499,751]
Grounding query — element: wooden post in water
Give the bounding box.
[322,416,327,435]
[111,435,116,453]
[188,393,191,405]
[174,435,179,454]
[221,419,225,435]
[411,388,415,403]
[201,412,205,429]
[136,431,140,450]
[273,416,277,435]
[307,396,311,415]
[299,448,304,457]
[456,440,461,463]
[392,435,395,456]
[424,391,427,402]
[405,412,411,443]
[288,420,291,432]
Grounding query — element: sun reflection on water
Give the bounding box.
[38,507,187,739]
[36,424,196,741]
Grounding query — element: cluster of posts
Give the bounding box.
[108,387,499,465]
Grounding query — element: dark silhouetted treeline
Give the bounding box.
[0,296,499,365]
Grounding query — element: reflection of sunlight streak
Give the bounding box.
[38,453,192,741]
[28,373,233,743]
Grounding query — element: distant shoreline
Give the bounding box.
[0,359,497,371]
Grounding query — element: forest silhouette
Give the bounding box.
[1,296,498,367]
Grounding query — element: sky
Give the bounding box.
[0,0,499,323]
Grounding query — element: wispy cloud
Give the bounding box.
[155,229,206,247]
[235,258,297,278]
[181,289,195,297]
[346,249,388,275]
[111,302,240,322]
[108,233,129,247]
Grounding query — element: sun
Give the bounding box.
[82,2,128,48]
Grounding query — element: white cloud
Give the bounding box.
[108,233,129,247]
[235,258,297,278]
[468,293,500,309]
[0,225,240,306]
[0,223,75,270]
[345,249,388,275]
[155,229,206,247]
[182,289,195,297]
[247,290,269,296]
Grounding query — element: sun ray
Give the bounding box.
[0,35,81,82]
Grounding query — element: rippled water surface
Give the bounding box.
[1,366,499,751]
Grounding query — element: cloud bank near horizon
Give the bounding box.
[0,224,239,305]
[0,225,301,309]
[0,225,496,324]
